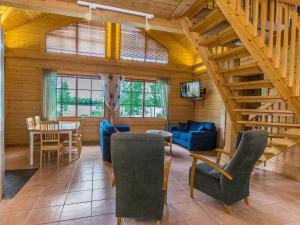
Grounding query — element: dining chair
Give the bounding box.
[40,121,64,168]
[61,118,83,156]
[26,117,34,130]
[34,116,41,126]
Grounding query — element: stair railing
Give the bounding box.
[224,0,300,96]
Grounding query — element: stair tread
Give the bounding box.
[233,108,294,114]
[238,121,300,128]
[224,80,273,90]
[209,46,249,61]
[198,26,238,47]
[231,96,283,103]
[217,63,262,76]
[190,9,226,34]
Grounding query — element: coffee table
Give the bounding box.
[146,130,173,153]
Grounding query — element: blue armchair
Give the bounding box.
[169,120,217,151]
[100,119,130,162]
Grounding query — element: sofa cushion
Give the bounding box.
[178,122,189,132]
[189,123,200,131]
[179,132,189,141]
[173,131,181,138]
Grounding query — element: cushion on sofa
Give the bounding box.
[173,131,181,138]
[179,132,189,141]
[178,122,189,132]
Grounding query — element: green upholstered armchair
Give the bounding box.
[189,129,268,215]
[111,133,165,225]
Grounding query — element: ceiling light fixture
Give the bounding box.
[77,0,154,29]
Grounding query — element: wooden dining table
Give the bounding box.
[27,121,80,166]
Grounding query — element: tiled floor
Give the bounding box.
[1,144,300,225]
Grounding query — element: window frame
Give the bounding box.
[45,22,106,58]
[119,79,163,118]
[56,75,105,118]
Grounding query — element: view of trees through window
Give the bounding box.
[56,76,105,117]
[119,80,163,118]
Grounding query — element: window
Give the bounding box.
[46,22,106,57]
[119,80,163,118]
[121,25,168,64]
[56,76,105,117]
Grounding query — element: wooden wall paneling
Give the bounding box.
[193,71,226,147]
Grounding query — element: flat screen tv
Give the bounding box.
[180,81,201,98]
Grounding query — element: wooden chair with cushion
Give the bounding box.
[59,118,83,156]
[34,116,41,126]
[189,129,268,215]
[111,133,165,225]
[26,117,35,130]
[40,121,64,168]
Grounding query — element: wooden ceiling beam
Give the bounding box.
[0,0,183,34]
[171,0,198,18]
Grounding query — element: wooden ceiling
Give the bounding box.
[1,1,199,66]
[1,8,45,31]
[59,0,197,18]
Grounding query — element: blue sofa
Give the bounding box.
[100,119,130,162]
[169,120,217,151]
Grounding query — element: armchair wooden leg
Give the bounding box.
[155,220,161,225]
[190,158,197,199]
[244,197,250,205]
[117,217,122,225]
[224,204,232,215]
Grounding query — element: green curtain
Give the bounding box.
[42,69,58,120]
[157,79,169,124]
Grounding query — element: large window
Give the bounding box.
[56,76,105,117]
[119,80,163,118]
[46,22,106,57]
[121,25,168,64]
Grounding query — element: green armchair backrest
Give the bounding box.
[221,129,268,204]
[111,132,165,220]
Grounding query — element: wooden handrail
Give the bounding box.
[225,0,300,98]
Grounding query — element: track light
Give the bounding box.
[78,0,154,29]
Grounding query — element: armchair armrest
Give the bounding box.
[115,125,130,132]
[190,153,232,181]
[216,149,231,156]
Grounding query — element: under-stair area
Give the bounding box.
[178,0,300,169]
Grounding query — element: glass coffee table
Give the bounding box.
[146,130,173,154]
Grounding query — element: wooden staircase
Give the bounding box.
[178,0,300,165]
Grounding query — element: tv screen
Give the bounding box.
[181,81,200,98]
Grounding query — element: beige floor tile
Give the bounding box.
[24,206,63,225]
[34,193,67,208]
[69,180,93,192]
[91,214,117,225]
[60,202,92,221]
[92,199,115,216]
[92,188,116,201]
[65,190,92,204]
[0,209,30,225]
[58,217,91,225]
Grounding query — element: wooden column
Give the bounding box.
[0,17,4,199]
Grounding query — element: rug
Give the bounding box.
[4,168,38,199]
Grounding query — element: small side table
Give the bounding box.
[146,130,173,154]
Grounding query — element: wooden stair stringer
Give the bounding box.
[178,17,241,132]
[216,0,300,119]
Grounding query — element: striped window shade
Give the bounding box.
[121,25,168,64]
[46,22,106,57]
[46,24,77,55]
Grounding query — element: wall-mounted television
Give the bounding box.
[180,81,201,98]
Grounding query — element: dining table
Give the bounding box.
[27,121,80,166]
